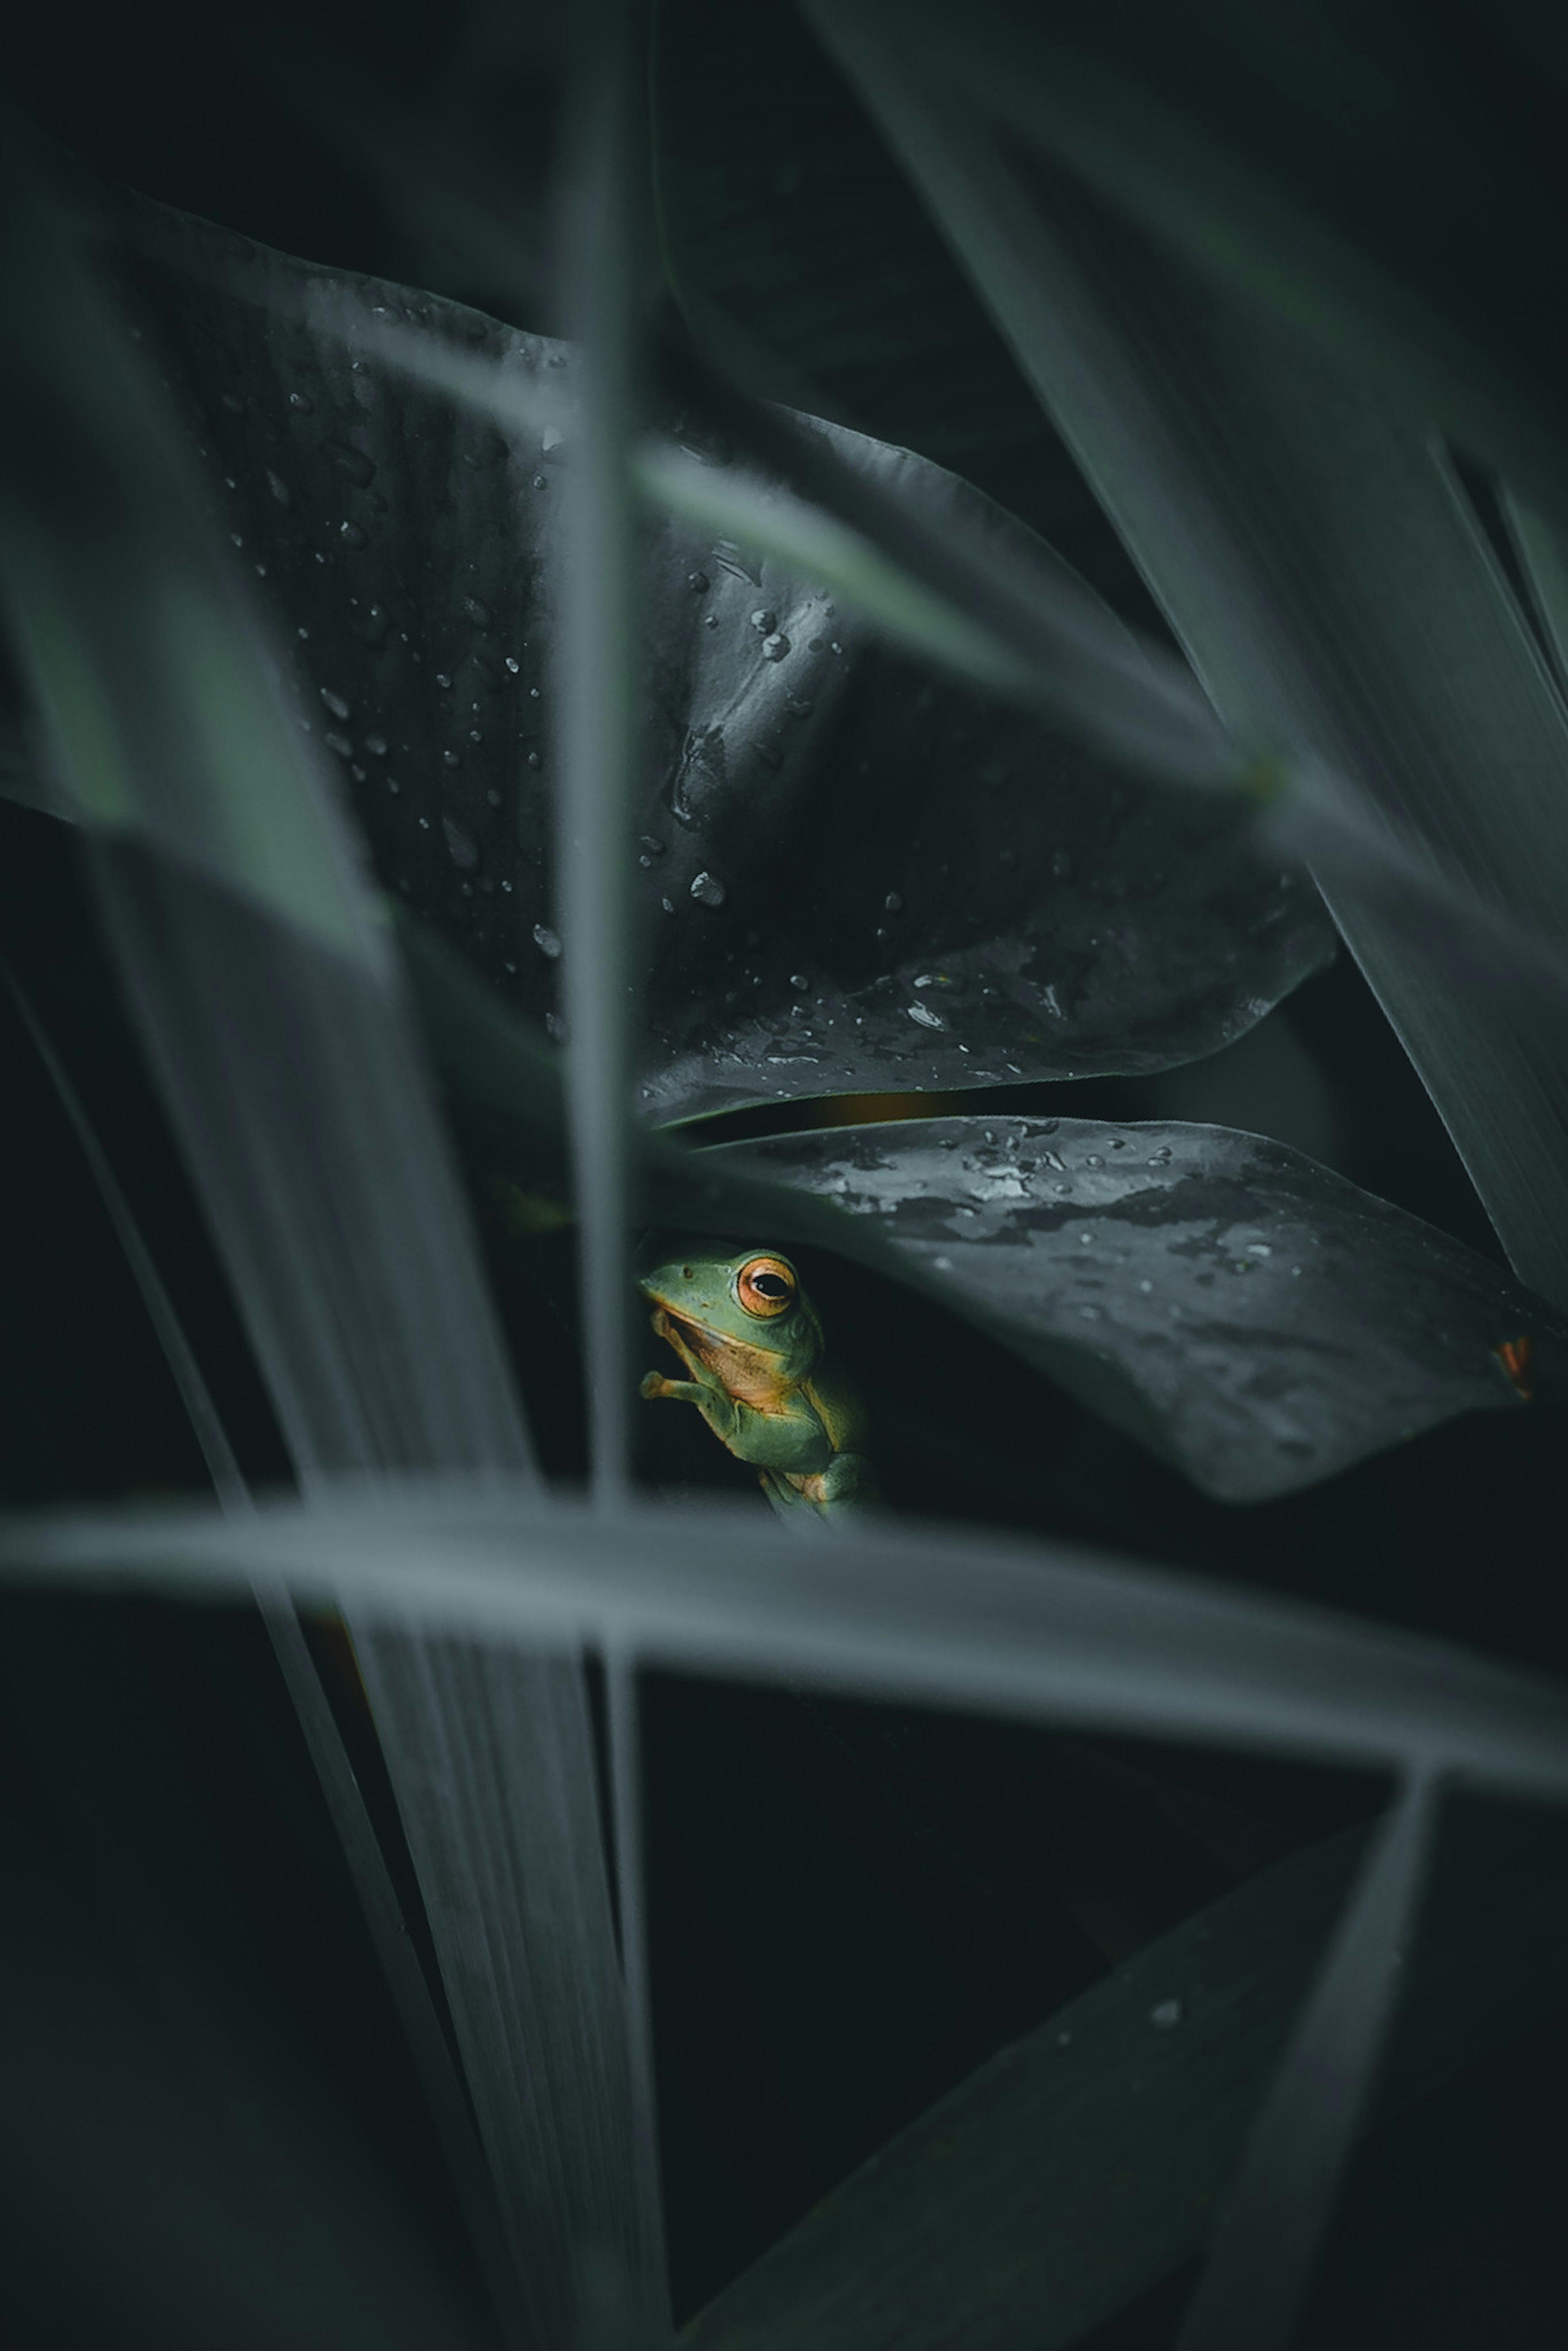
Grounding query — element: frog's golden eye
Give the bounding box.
[736,1255,796,1317]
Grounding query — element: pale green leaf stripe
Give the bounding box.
[817,4,1568,1310]
[637,443,1032,697]
[4,1486,1568,1794]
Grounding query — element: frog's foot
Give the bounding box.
[641,1370,704,1403]
[772,1452,878,1515]
[820,1451,877,1506]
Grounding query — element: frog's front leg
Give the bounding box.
[639,1364,831,1473]
[639,1361,746,1452]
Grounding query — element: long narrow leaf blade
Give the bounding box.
[1175,1773,1439,2351]
[814,8,1568,1311]
[5,1486,1568,1795]
[682,1789,1568,2351]
[0,149,644,2349]
[3,967,534,2347]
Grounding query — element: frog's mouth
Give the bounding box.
[646,1296,770,1386]
[647,1301,720,1360]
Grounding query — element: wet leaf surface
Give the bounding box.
[390,942,1567,1504]
[709,1115,1567,1503]
[91,185,1332,1121]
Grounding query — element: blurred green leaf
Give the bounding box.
[0,145,645,2351]
[814,8,1568,1314]
[5,1482,1568,1792]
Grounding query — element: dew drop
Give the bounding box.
[443,750,461,769]
[435,673,453,690]
[884,892,904,913]
[532,923,562,958]
[690,871,726,909]
[1050,849,1074,880]
[1149,1999,1183,2030]
[324,732,352,757]
[527,751,542,770]
[1085,1152,1103,1168]
[265,470,292,508]
[363,733,388,758]
[639,836,666,858]
[761,633,791,662]
[750,608,776,633]
[505,655,521,675]
[443,816,478,871]
[339,519,368,548]
[288,390,314,413]
[319,689,351,720]
[324,439,376,487]
[463,595,493,629]
[688,571,710,593]
[907,1001,943,1031]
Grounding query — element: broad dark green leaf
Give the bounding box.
[80,182,1332,1121]
[403,929,1562,1502]
[712,1116,1562,1502]
[683,1788,1568,2351]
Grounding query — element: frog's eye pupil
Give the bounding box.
[737,1256,795,1315]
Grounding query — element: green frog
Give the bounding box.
[638,1243,875,1521]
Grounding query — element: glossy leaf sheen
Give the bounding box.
[713,1116,1563,1502]
[401,933,1563,1503]
[95,185,1332,1120]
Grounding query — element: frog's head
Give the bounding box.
[637,1241,820,1378]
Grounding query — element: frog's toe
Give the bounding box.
[820,1452,876,1506]
[640,1370,670,1400]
